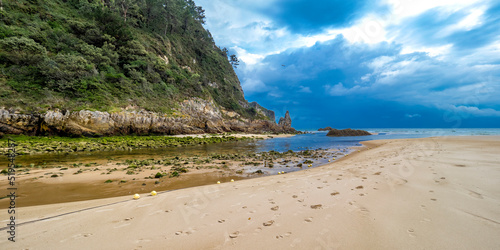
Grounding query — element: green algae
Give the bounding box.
[0,135,255,155]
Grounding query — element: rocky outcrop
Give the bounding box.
[326,128,372,137]
[278,111,291,127]
[249,102,275,122]
[318,127,333,131]
[277,111,295,133]
[0,98,296,137]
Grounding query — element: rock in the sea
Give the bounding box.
[278,111,295,133]
[318,127,333,131]
[326,128,371,137]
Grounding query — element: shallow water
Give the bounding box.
[3,128,500,167]
[0,172,247,208]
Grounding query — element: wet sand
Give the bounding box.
[0,146,344,208]
[1,136,499,249]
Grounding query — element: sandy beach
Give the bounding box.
[1,136,499,249]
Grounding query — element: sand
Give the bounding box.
[1,136,499,249]
[0,143,340,208]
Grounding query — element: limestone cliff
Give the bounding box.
[0,98,292,137]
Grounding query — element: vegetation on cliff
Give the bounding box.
[0,0,263,119]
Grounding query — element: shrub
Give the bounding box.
[0,37,47,65]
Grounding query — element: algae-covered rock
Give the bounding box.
[326,128,371,137]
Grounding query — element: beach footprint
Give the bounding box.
[263,220,275,226]
[229,231,240,238]
[467,190,483,199]
[407,228,416,237]
[310,204,323,209]
[72,233,93,239]
[276,232,292,239]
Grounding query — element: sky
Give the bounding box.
[196,0,500,129]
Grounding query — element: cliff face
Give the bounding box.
[249,102,276,122]
[0,98,291,137]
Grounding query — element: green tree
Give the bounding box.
[40,54,95,92]
[229,54,239,68]
[0,37,47,65]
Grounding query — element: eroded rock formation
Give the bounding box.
[0,98,296,137]
[277,111,295,133]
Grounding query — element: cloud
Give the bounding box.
[443,105,500,117]
[324,83,364,96]
[241,78,268,94]
[405,114,422,118]
[261,0,387,34]
[387,1,500,53]
[198,0,500,128]
[298,86,312,93]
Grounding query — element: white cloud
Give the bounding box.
[405,113,422,118]
[400,44,453,58]
[444,105,500,117]
[361,74,372,82]
[385,0,483,21]
[298,86,312,93]
[241,78,268,93]
[335,16,389,44]
[324,83,364,96]
[368,56,395,69]
[232,47,265,67]
[454,8,485,30]
[268,91,282,98]
[200,0,490,68]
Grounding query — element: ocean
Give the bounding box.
[240,128,500,153]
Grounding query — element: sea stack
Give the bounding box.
[278,111,292,128]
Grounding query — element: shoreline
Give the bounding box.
[1,136,499,249]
